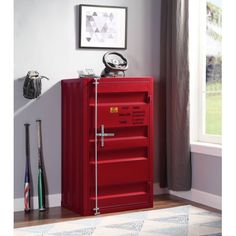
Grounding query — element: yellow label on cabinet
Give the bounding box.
[110,107,119,113]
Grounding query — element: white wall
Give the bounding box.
[170,152,222,210]
[192,153,221,196]
[14,0,161,199]
[14,0,160,82]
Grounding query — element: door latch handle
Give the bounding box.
[96,124,115,147]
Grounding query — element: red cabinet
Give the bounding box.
[61,77,154,216]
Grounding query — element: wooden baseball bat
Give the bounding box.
[24,123,30,213]
[36,120,46,211]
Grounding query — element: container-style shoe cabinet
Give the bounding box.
[61,77,154,216]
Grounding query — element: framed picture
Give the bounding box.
[79,5,127,49]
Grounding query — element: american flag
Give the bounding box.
[24,164,30,212]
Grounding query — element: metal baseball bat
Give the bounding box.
[24,123,30,213]
[36,120,46,211]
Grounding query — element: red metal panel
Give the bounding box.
[61,77,154,216]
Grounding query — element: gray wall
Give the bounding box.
[191,153,221,196]
[14,0,161,198]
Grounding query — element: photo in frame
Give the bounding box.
[79,5,127,49]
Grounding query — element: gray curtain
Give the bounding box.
[159,0,191,190]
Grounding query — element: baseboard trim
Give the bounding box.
[14,183,168,212]
[14,194,61,212]
[169,188,222,210]
[14,187,221,212]
[153,182,169,195]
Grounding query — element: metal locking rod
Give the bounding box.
[93,77,100,215]
[96,124,115,147]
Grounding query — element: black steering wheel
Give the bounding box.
[103,52,128,72]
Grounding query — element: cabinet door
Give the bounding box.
[87,78,154,215]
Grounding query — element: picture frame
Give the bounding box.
[79,5,127,49]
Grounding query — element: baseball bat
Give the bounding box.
[36,120,46,211]
[24,123,30,213]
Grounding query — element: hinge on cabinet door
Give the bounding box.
[146,95,151,103]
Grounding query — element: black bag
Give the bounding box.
[23,71,49,99]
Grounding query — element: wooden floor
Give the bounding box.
[14,194,221,228]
